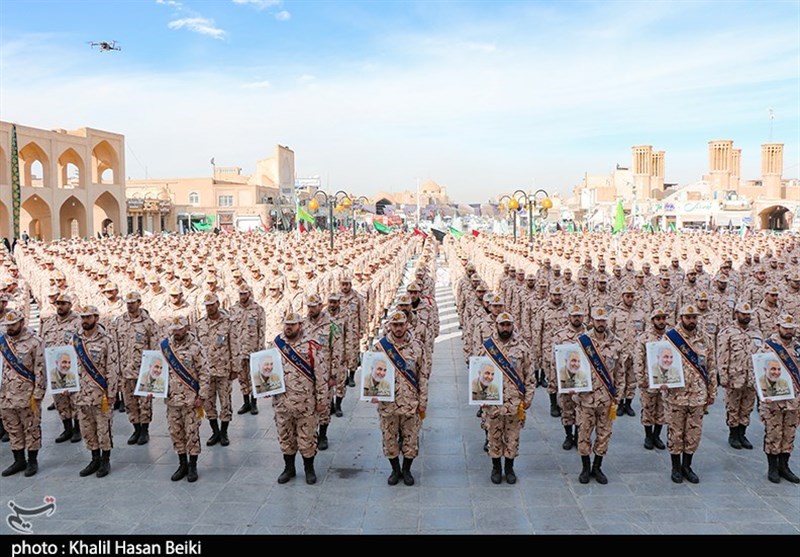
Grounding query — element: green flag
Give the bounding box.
[449,226,463,238]
[612,200,625,234]
[373,221,391,235]
[669,222,679,233]
[567,222,575,233]
[296,205,315,224]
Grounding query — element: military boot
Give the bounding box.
[219,421,230,446]
[591,455,607,484]
[490,457,502,484]
[317,424,329,451]
[387,457,402,485]
[767,454,780,484]
[0,419,7,443]
[681,453,699,483]
[401,457,415,486]
[2,449,27,477]
[79,449,101,477]
[652,424,665,450]
[127,424,141,445]
[187,455,198,483]
[236,395,251,415]
[643,426,654,450]
[206,419,220,446]
[171,454,188,481]
[250,397,259,415]
[71,418,82,443]
[303,456,317,485]
[778,453,800,483]
[549,393,561,418]
[96,450,111,478]
[738,425,753,450]
[728,426,742,449]
[277,454,296,484]
[562,425,575,450]
[624,399,635,416]
[137,423,150,445]
[578,455,591,484]
[347,371,356,387]
[504,458,517,484]
[24,450,38,477]
[55,419,73,444]
[670,454,683,483]
[334,397,343,418]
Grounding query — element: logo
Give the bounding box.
[6,496,56,534]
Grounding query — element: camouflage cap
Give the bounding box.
[339,274,353,284]
[466,263,476,272]
[205,274,217,284]
[524,272,536,281]
[715,274,729,283]
[568,304,585,316]
[679,304,700,316]
[777,314,797,329]
[3,309,24,324]
[387,310,407,324]
[102,281,118,292]
[283,312,303,325]
[238,284,253,294]
[124,291,142,303]
[764,284,781,295]
[397,294,412,306]
[287,272,300,281]
[168,284,183,296]
[55,292,73,303]
[415,267,425,275]
[168,316,189,331]
[597,276,608,283]
[591,307,609,320]
[489,294,504,306]
[406,282,421,292]
[734,302,754,314]
[696,292,709,301]
[549,285,564,295]
[202,292,219,305]
[78,305,100,317]
[503,262,511,269]
[476,281,489,292]
[231,269,242,277]
[306,293,322,306]
[496,312,514,324]
[327,291,341,301]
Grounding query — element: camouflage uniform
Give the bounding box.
[552,320,587,432]
[164,331,210,457]
[650,282,679,326]
[610,300,646,405]
[304,309,342,427]
[195,309,234,423]
[113,308,159,432]
[533,298,569,397]
[74,325,119,452]
[757,332,799,456]
[327,302,349,400]
[340,287,367,371]
[635,328,668,428]
[40,310,81,426]
[716,319,762,432]
[0,326,46,452]
[229,296,266,403]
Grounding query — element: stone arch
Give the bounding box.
[759,205,790,231]
[58,148,86,188]
[21,194,52,240]
[93,191,121,236]
[0,200,9,240]
[19,141,50,187]
[92,140,120,184]
[59,196,87,239]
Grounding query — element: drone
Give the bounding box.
[89,40,121,52]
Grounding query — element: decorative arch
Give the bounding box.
[19,141,50,187]
[93,191,121,236]
[59,196,87,239]
[21,194,52,240]
[759,205,790,231]
[92,140,120,184]
[57,148,86,188]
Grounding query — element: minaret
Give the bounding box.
[632,145,653,200]
[761,143,783,198]
[708,140,733,194]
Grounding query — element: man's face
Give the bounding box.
[755,271,766,282]
[593,319,607,334]
[569,315,583,328]
[497,322,513,340]
[170,293,182,304]
[681,315,698,331]
[567,353,581,373]
[205,301,220,317]
[260,358,274,377]
[389,322,408,338]
[597,281,607,292]
[341,282,352,294]
[765,292,778,306]
[57,354,71,375]
[56,301,71,317]
[622,293,634,307]
[81,315,98,330]
[686,272,697,284]
[550,293,562,305]
[766,361,782,382]
[150,358,163,377]
[173,325,188,341]
[327,300,340,313]
[716,280,727,291]
[659,349,673,369]
[373,360,387,382]
[479,365,494,386]
[736,311,751,327]
[181,277,192,287]
[284,322,302,340]
[6,320,23,336]
[308,303,322,319]
[579,277,588,287]
[779,326,795,341]
[410,291,420,302]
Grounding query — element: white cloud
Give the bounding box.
[274,10,291,21]
[241,80,271,89]
[156,0,182,6]
[232,0,281,10]
[167,17,226,40]
[298,74,315,82]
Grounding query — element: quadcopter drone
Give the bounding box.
[89,40,121,52]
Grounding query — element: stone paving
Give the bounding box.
[1,266,797,535]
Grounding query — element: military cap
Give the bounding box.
[496,312,514,324]
[205,274,218,284]
[340,274,353,284]
[305,293,322,306]
[283,312,303,324]
[503,263,511,269]
[476,281,489,292]
[620,283,635,294]
[102,281,118,292]
[168,284,182,296]
[180,271,193,280]
[482,292,495,303]
[715,274,728,283]
[489,294,504,306]
[406,282,421,292]
[679,304,700,316]
[124,291,142,303]
[232,269,242,277]
[777,314,797,329]
[634,270,644,278]
[3,309,24,324]
[78,305,100,317]
[327,291,341,301]
[733,302,754,314]
[55,292,73,303]
[470,274,481,282]
[650,307,669,319]
[388,310,407,324]
[764,284,780,295]
[202,292,219,305]
[465,263,476,272]
[238,284,253,294]
[53,271,66,280]
[397,294,412,305]
[287,272,300,282]
[549,285,564,295]
[0,292,9,302]
[591,307,609,320]
[415,267,425,275]
[168,315,189,330]
[568,304,585,316]
[524,272,536,281]
[597,275,608,283]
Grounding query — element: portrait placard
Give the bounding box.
[554,343,592,394]
[468,356,503,405]
[646,341,685,389]
[753,352,796,402]
[250,348,286,399]
[45,346,80,395]
[360,351,395,402]
[134,350,169,398]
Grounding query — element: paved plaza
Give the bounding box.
[1,266,797,536]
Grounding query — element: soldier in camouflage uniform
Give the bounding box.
[610,284,646,417]
[634,308,670,451]
[326,292,348,418]
[163,316,210,483]
[0,310,45,477]
[229,284,266,416]
[533,285,569,417]
[553,305,587,451]
[650,274,679,327]
[755,285,782,337]
[340,275,367,388]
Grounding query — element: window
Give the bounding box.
[218,195,234,207]
[188,191,199,205]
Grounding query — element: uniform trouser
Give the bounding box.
[485,413,523,459]
[274,408,318,458]
[380,413,421,459]
[0,407,41,451]
[640,389,666,426]
[621,359,636,399]
[559,394,577,426]
[335,365,347,399]
[167,405,201,456]
[576,403,613,456]
[666,403,704,455]
[724,386,756,427]
[122,378,152,424]
[237,360,252,397]
[759,404,798,455]
[545,360,558,395]
[204,376,232,422]
[319,379,336,427]
[78,404,113,451]
[346,335,360,370]
[54,391,77,421]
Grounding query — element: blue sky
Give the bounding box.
[1,0,798,201]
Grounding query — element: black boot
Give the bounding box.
[0,420,6,443]
[117,393,125,413]
[624,399,636,417]
[562,425,575,450]
[303,456,317,485]
[670,454,683,483]
[55,419,73,444]
[96,450,111,478]
[617,401,625,417]
[2,449,27,477]
[738,425,753,450]
[113,394,122,411]
[652,424,665,450]
[504,458,517,484]
[347,371,356,388]
[401,457,415,486]
[643,426,654,450]
[24,450,38,477]
[237,395,252,415]
[549,393,561,418]
[476,407,483,417]
[79,449,101,477]
[388,457,402,485]
[778,453,800,483]
[127,424,141,445]
[71,418,82,443]
[728,426,742,449]
[277,454,296,484]
[334,397,343,418]
[187,455,198,483]
[207,419,221,446]
[578,455,591,484]
[317,424,329,451]
[681,453,699,483]
[250,397,259,415]
[591,455,607,484]
[767,454,780,484]
[47,402,56,411]
[137,423,149,445]
[330,399,336,416]
[171,454,188,481]
[483,431,489,453]
[219,422,230,447]
[491,457,502,484]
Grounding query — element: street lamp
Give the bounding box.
[531,189,552,235]
[309,190,352,251]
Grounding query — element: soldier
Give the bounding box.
[162,316,210,483]
[744,266,769,307]
[553,305,587,450]
[631,271,652,314]
[99,282,125,329]
[716,302,762,450]
[40,293,82,444]
[677,269,702,309]
[408,281,436,363]
[113,292,159,446]
[74,305,119,478]
[610,285,646,417]
[229,284,266,417]
[635,308,670,450]
[0,310,45,477]
[781,272,800,322]
[575,307,625,485]
[650,274,679,327]
[663,304,717,484]
[326,292,348,418]
[758,314,799,483]
[534,285,568,416]
[194,293,235,447]
[271,312,327,485]
[755,285,782,336]
[375,310,426,486]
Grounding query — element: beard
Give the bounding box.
[737,317,751,327]
[780,331,794,341]
[81,322,94,330]
[498,330,512,340]
[682,322,697,331]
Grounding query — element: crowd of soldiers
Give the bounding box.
[448,230,799,486]
[0,230,436,484]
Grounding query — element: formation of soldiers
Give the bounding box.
[448,230,799,485]
[0,230,435,483]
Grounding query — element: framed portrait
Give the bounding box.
[134,350,169,398]
[250,348,285,399]
[468,356,503,405]
[554,343,593,394]
[646,341,685,389]
[360,351,395,402]
[752,353,796,403]
[45,346,80,395]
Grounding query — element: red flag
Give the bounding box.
[413,228,428,238]
[299,222,306,233]
[471,229,481,237]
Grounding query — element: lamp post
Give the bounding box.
[531,189,552,235]
[309,190,352,251]
[352,196,368,238]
